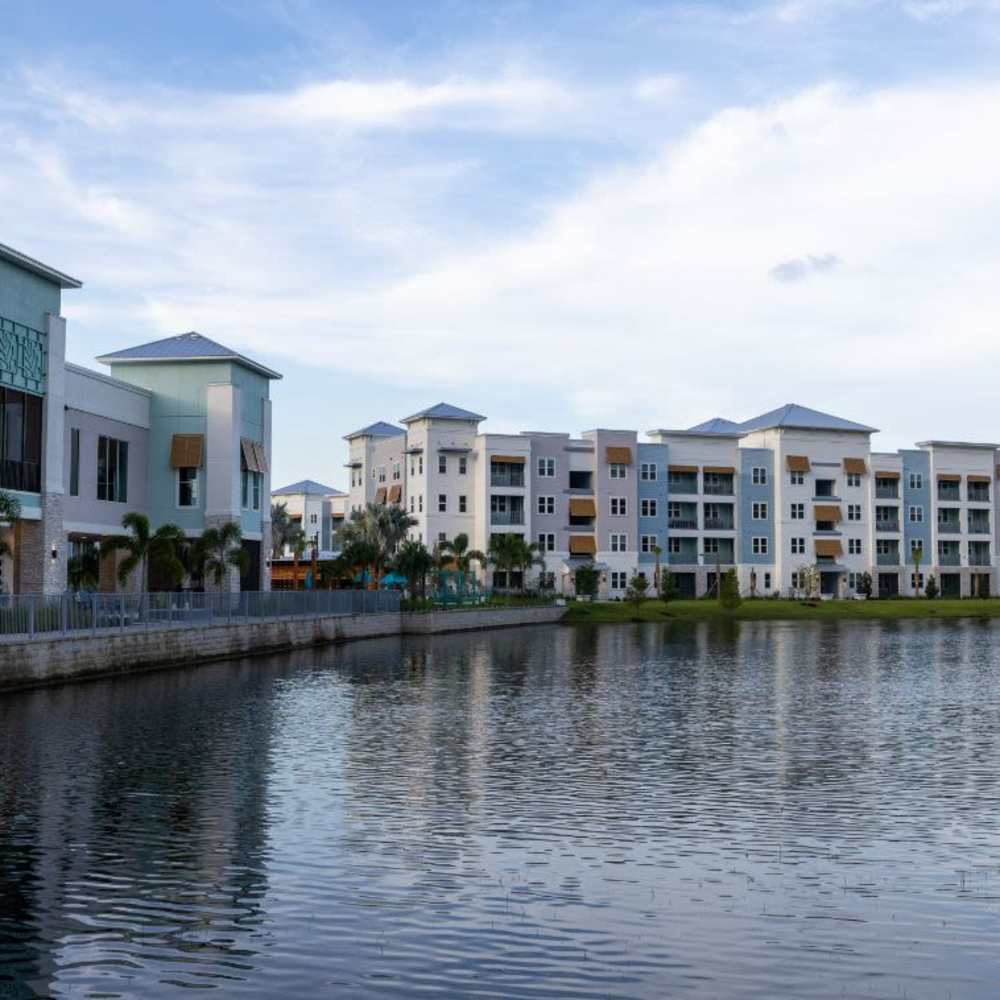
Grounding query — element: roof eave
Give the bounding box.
[0,242,82,289]
[96,353,283,380]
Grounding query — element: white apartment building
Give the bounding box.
[271,479,347,558]
[342,401,1000,599]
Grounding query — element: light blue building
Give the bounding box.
[1,241,280,595]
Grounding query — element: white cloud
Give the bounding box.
[633,74,684,102]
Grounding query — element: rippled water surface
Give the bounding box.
[4,620,1000,998]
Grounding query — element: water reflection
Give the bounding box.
[3,622,1000,998]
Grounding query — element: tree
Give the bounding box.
[912,545,924,597]
[334,503,416,589]
[625,573,649,612]
[924,574,939,599]
[650,544,662,596]
[0,490,22,564]
[574,564,599,599]
[487,533,522,591]
[194,521,250,588]
[719,567,741,610]
[67,550,99,592]
[395,538,433,597]
[105,512,186,591]
[441,532,486,587]
[856,570,873,599]
[659,568,678,603]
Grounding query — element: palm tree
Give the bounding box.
[105,512,186,591]
[67,550,99,592]
[516,538,546,592]
[487,533,520,591]
[335,503,416,589]
[270,501,292,559]
[194,522,250,588]
[651,543,663,597]
[0,490,22,563]
[912,545,924,597]
[395,538,433,598]
[441,532,486,591]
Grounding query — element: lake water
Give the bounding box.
[3,620,1000,999]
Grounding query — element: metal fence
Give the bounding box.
[0,589,402,642]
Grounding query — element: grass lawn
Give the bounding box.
[562,597,1000,623]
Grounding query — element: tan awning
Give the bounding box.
[668,464,698,473]
[703,465,735,475]
[606,446,633,465]
[387,484,402,503]
[843,458,867,475]
[815,539,843,557]
[374,486,387,503]
[170,434,204,469]
[240,437,258,472]
[786,455,810,472]
[252,441,268,474]
[490,454,525,464]
[968,474,991,484]
[937,473,961,483]
[568,535,596,555]
[568,497,596,517]
[874,471,900,480]
[813,504,842,522]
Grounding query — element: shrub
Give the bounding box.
[625,573,649,612]
[924,574,938,600]
[574,564,599,599]
[856,571,873,599]
[719,568,741,610]
[659,569,679,603]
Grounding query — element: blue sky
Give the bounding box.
[4,0,1000,489]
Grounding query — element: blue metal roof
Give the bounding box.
[273,479,345,497]
[401,402,486,423]
[343,420,406,441]
[96,331,282,380]
[737,403,877,434]
[687,417,742,433]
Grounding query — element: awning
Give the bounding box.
[813,504,842,521]
[491,454,525,464]
[937,473,961,483]
[374,486,387,503]
[703,465,734,474]
[252,441,268,474]
[568,497,597,517]
[170,434,204,469]
[387,484,402,503]
[874,471,900,480]
[968,474,991,484]
[815,539,843,557]
[568,535,596,555]
[843,458,867,475]
[668,464,698,474]
[606,446,633,465]
[786,455,810,472]
[240,437,258,472]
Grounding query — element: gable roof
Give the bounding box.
[96,331,282,380]
[687,417,742,434]
[0,241,82,289]
[343,420,406,441]
[401,402,486,424]
[272,479,345,497]
[737,403,877,434]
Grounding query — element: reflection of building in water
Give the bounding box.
[0,660,276,997]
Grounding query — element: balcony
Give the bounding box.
[970,549,992,567]
[875,519,900,533]
[703,474,734,496]
[568,470,593,492]
[668,473,698,495]
[0,459,41,494]
[703,516,735,530]
[490,510,524,526]
[701,539,735,565]
[876,551,900,566]
[875,481,899,499]
[968,517,991,535]
[969,484,991,503]
[668,518,698,529]
[938,546,961,566]
[937,484,961,502]
[937,519,962,535]
[667,540,699,564]
[491,470,524,488]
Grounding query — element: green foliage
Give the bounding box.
[574,564,599,599]
[105,512,186,590]
[924,574,939,599]
[856,571,873,598]
[625,573,649,611]
[193,521,249,586]
[719,568,741,610]
[978,574,990,598]
[271,501,305,559]
[335,503,417,587]
[67,552,99,592]
[395,538,433,596]
[488,533,544,592]
[659,569,678,603]
[0,489,22,560]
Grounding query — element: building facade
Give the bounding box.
[0,241,280,595]
[344,402,1000,599]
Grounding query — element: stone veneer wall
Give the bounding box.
[14,494,66,595]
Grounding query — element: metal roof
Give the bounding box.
[0,241,82,289]
[273,479,345,497]
[687,417,742,433]
[915,440,1000,450]
[736,403,877,434]
[343,420,406,441]
[96,332,282,380]
[401,402,486,423]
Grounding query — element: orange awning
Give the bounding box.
[568,498,596,517]
[387,484,402,503]
[874,471,900,480]
[606,446,633,465]
[668,464,698,473]
[568,535,596,555]
[815,539,843,557]
[703,465,734,474]
[937,473,961,483]
[170,434,204,469]
[968,474,991,484]
[843,458,867,475]
[490,454,525,463]
[813,505,842,522]
[786,455,810,472]
[374,486,387,503]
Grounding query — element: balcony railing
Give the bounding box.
[701,552,735,565]
[937,486,961,502]
[969,553,992,567]
[0,460,41,494]
[668,478,698,494]
[875,520,900,533]
[938,550,961,566]
[490,473,524,488]
[876,552,900,566]
[703,483,734,496]
[490,511,524,526]
[668,518,698,529]
[875,486,899,499]
[938,521,962,534]
[968,520,991,535]
[703,517,734,530]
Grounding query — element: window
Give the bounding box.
[177,466,198,508]
[310,513,318,525]
[393,462,401,481]
[791,572,803,591]
[458,457,467,475]
[97,436,128,503]
[848,572,856,590]
[668,537,681,554]
[610,571,627,590]
[609,463,627,480]
[459,495,467,513]
[909,472,923,490]
[537,495,555,515]
[640,462,657,481]
[847,472,861,488]
[242,469,261,510]
[752,466,767,485]
[438,494,447,513]
[419,456,424,475]
[752,536,768,555]
[911,539,923,556]
[610,533,628,552]
[438,532,447,544]
[69,428,80,497]
[439,455,447,474]
[764,572,772,590]
[537,457,555,478]
[911,572,924,589]
[537,532,556,552]
[752,501,768,520]
[418,495,423,513]
[703,537,720,554]
[909,505,923,523]
[790,470,804,486]
[378,466,386,483]
[641,498,658,517]
[847,503,862,521]
[791,537,805,555]
[790,502,804,520]
[640,534,658,553]
[610,497,627,516]
[849,538,862,555]
[410,496,415,513]
[876,539,892,555]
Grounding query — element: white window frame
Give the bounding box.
[640,498,657,518]
[790,502,804,520]
[909,473,923,490]
[537,495,555,515]
[846,472,861,488]
[790,470,804,486]
[752,536,768,555]
[609,463,627,480]
[537,457,555,478]
[639,462,657,481]
[911,538,923,556]
[909,505,923,523]
[438,494,447,513]
[610,497,627,516]
[848,538,862,555]
[610,570,627,590]
[752,501,768,520]
[177,466,199,509]
[703,537,720,555]
[847,504,862,521]
[459,495,467,513]
[791,537,805,555]
[751,466,767,485]
[438,455,447,474]
[610,533,628,553]
[640,534,657,553]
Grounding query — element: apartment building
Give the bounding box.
[271,479,348,557]
[0,241,279,594]
[344,401,1000,599]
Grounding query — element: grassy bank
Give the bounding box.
[563,597,1000,623]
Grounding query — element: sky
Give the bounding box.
[4,0,1000,491]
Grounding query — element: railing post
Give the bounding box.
[120,593,125,632]
[92,593,97,635]
[29,597,35,639]
[60,594,68,636]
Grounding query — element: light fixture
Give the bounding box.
[50,544,58,561]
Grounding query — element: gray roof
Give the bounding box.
[273,479,345,497]
[0,241,82,289]
[687,417,742,433]
[343,420,406,441]
[96,331,282,380]
[737,403,877,434]
[401,402,486,423]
